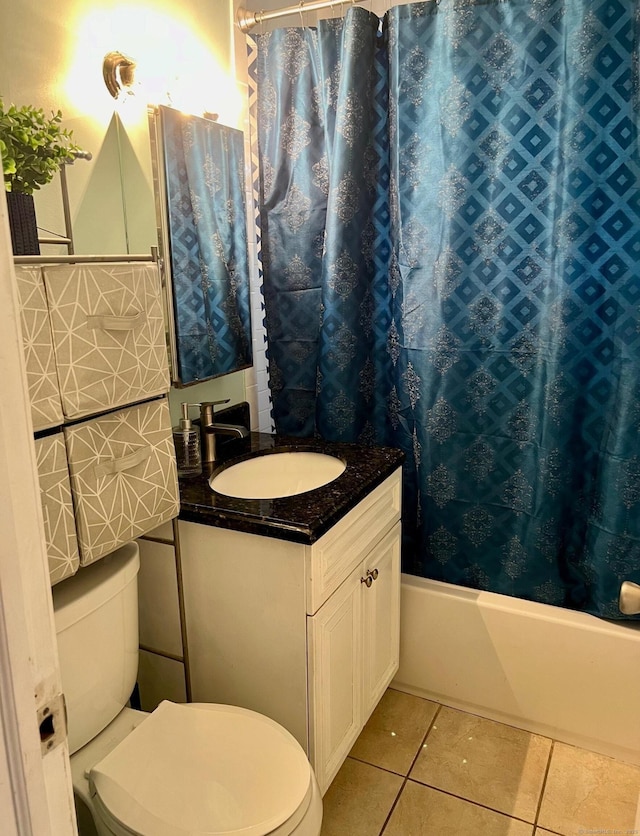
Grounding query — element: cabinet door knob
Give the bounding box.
[361,568,379,587]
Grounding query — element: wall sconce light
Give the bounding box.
[103,51,137,99]
[100,51,228,123]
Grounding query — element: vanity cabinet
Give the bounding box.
[178,467,401,794]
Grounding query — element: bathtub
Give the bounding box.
[392,574,640,766]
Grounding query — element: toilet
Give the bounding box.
[52,541,323,836]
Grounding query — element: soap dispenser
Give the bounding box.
[173,403,202,478]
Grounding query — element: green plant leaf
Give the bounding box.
[0,98,86,194]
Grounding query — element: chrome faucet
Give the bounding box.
[199,400,249,464]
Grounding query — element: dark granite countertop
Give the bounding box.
[178,433,405,544]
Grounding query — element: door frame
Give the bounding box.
[0,189,77,834]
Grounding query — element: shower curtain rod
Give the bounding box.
[13,247,159,266]
[236,0,366,32]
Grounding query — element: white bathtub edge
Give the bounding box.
[393,574,640,766]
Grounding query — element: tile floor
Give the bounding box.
[321,688,640,836]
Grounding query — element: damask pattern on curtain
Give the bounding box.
[255,0,640,619]
[254,12,394,441]
[161,106,253,383]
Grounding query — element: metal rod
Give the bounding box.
[36,237,72,246]
[59,165,75,254]
[13,251,158,265]
[148,105,181,383]
[237,0,366,32]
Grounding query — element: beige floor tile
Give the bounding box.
[320,758,403,836]
[538,742,640,835]
[349,688,439,775]
[384,781,534,836]
[410,706,551,822]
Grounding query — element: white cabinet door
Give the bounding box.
[361,523,401,719]
[308,521,401,794]
[307,565,362,794]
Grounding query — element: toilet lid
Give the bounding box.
[89,701,312,836]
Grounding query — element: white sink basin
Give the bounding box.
[209,451,346,499]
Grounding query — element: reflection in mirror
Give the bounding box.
[149,105,253,387]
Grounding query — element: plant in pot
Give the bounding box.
[0,100,84,255]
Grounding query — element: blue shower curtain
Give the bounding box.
[255,0,640,619]
[255,13,394,440]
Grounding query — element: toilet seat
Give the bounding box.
[88,701,313,836]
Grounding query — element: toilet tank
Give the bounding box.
[52,542,140,755]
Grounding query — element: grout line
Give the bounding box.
[406,703,443,776]
[378,704,443,835]
[370,697,553,834]
[403,779,540,828]
[345,754,404,778]
[339,690,626,836]
[171,518,193,703]
[138,644,183,663]
[138,535,174,546]
[396,707,554,829]
[534,739,556,830]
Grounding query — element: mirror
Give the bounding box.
[149,105,253,386]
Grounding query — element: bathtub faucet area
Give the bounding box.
[619,581,640,616]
